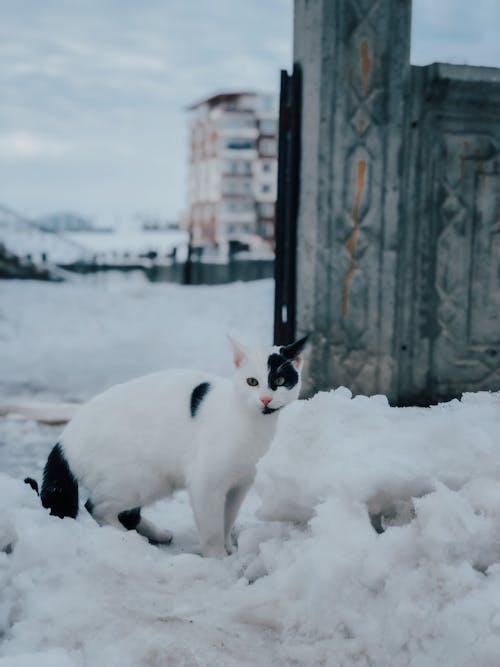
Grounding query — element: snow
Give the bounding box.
[0,403,79,425]
[0,273,273,402]
[2,276,500,666]
[0,207,89,265]
[0,206,188,266]
[253,389,500,665]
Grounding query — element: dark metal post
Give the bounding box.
[273,64,302,345]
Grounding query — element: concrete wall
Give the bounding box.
[294,0,500,404]
[397,63,500,403]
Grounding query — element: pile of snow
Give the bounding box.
[251,389,500,665]
[2,277,500,665]
[2,388,500,664]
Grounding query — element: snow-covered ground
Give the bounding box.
[1,276,500,666]
[0,273,272,403]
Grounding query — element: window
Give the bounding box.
[262,184,271,194]
[222,179,253,195]
[259,139,276,156]
[260,95,274,112]
[223,201,255,214]
[262,162,272,173]
[226,139,255,150]
[259,203,274,217]
[224,160,252,175]
[260,120,276,135]
[224,116,256,131]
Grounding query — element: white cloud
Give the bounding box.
[0,131,73,160]
[412,0,500,67]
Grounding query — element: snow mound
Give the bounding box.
[248,388,500,665]
[257,388,500,523]
[2,380,500,664]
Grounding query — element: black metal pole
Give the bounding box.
[273,64,302,346]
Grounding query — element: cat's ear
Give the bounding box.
[280,334,310,368]
[227,335,248,368]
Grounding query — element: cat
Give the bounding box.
[27,335,308,558]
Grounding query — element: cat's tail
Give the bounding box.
[38,443,79,519]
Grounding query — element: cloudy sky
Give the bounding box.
[0,0,499,226]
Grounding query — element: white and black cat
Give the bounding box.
[27,335,308,558]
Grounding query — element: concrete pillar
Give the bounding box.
[294,0,411,401]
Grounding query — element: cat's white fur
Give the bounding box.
[60,338,304,558]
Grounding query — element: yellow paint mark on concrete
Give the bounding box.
[360,40,371,95]
[342,159,367,317]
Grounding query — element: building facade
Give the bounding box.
[187,92,278,249]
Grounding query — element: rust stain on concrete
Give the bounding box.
[357,118,366,135]
[342,159,367,317]
[360,39,371,95]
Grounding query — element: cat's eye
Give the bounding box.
[246,377,259,387]
[275,376,285,387]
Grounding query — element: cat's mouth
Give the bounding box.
[262,405,280,415]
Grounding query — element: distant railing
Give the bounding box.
[58,250,274,285]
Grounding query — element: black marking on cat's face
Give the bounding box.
[118,507,141,530]
[40,443,79,519]
[190,382,211,417]
[280,335,309,361]
[267,353,299,391]
[262,405,281,415]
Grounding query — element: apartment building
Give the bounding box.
[187,91,278,249]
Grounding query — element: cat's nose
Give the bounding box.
[260,396,272,407]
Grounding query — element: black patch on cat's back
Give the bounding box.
[267,353,299,391]
[190,382,211,417]
[118,507,141,530]
[40,443,79,519]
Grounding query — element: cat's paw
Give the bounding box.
[225,536,238,555]
[201,544,228,559]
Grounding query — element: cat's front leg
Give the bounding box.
[224,479,252,554]
[188,483,227,558]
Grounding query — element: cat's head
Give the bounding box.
[228,335,309,415]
